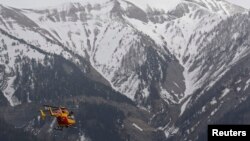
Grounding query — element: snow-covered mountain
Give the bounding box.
[0,0,250,140]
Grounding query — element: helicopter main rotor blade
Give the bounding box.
[43,105,60,109]
[43,105,78,110]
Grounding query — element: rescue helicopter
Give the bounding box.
[40,105,76,130]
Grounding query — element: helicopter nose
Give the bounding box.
[68,118,76,125]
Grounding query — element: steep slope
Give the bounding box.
[0,0,247,105]
[169,12,250,140]
[0,1,184,106]
[0,29,46,106]
[0,34,164,141]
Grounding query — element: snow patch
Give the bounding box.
[210,108,218,116]
[2,76,21,106]
[27,92,32,103]
[210,97,217,105]
[124,17,165,47]
[235,79,242,84]
[180,97,191,116]
[232,32,240,40]
[142,87,150,98]
[79,133,90,141]
[174,82,180,88]
[132,123,143,132]
[237,87,241,92]
[124,0,182,12]
[160,86,177,104]
[244,79,250,91]
[219,88,230,100]
[181,65,201,102]
[202,106,206,112]
[164,126,179,139]
[37,115,41,123]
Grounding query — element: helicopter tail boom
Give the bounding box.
[40,109,46,120]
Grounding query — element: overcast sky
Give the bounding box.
[0,0,249,9]
[0,0,83,8]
